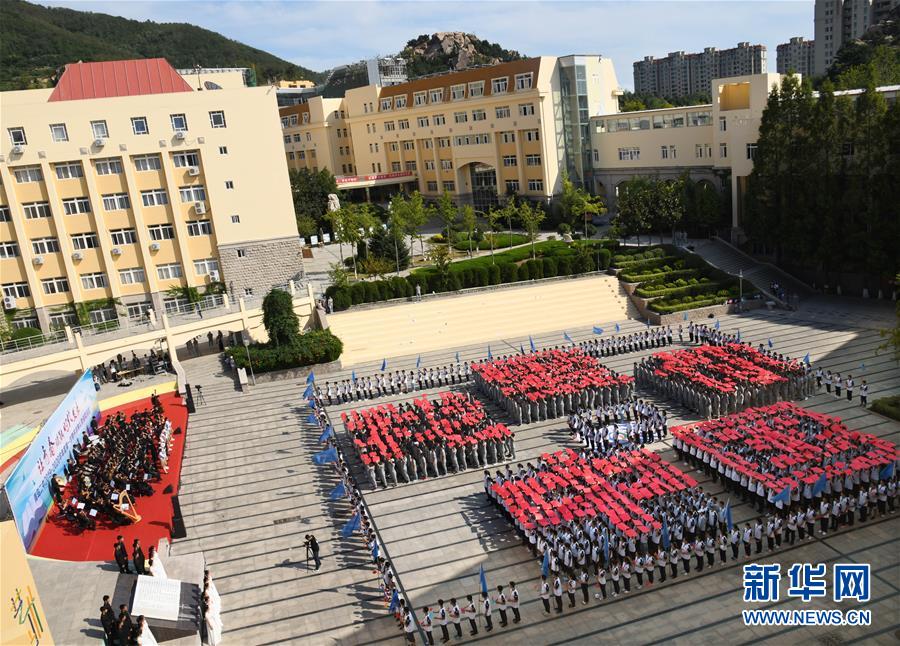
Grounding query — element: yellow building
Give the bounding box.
[280,56,622,208]
[1,58,302,333]
[277,79,316,89]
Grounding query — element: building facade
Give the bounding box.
[1,59,302,333]
[633,43,767,99]
[279,56,621,209]
[776,37,816,76]
[814,0,900,75]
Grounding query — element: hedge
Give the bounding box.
[452,233,529,252]
[325,240,614,311]
[226,329,343,373]
[870,395,900,421]
[611,246,668,267]
[648,287,741,314]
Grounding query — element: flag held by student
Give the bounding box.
[318,425,333,443]
[478,564,488,596]
[541,550,550,577]
[593,326,604,335]
[329,482,346,500]
[341,512,360,538]
[312,447,338,465]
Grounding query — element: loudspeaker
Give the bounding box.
[163,485,173,494]
[185,385,196,414]
[171,495,187,539]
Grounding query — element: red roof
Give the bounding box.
[48,58,193,102]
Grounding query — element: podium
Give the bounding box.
[112,575,200,642]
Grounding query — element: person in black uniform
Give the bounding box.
[132,539,146,575]
[117,605,133,644]
[114,536,130,573]
[100,605,117,644]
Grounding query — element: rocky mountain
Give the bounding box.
[400,32,524,78]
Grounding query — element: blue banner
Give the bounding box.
[6,370,99,550]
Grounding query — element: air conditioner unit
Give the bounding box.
[149,242,160,252]
[32,255,44,265]
[3,296,16,310]
[111,247,122,256]
[72,251,84,261]
[194,202,206,215]
[208,270,220,282]
[93,138,106,148]
[11,144,25,155]
[174,131,187,141]
[188,166,201,177]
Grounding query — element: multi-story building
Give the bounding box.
[0,58,302,333]
[633,43,767,99]
[280,56,621,209]
[814,0,900,75]
[776,37,816,76]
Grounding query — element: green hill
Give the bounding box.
[826,5,900,88]
[0,0,323,91]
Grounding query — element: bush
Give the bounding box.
[349,283,366,305]
[379,280,394,300]
[448,273,462,291]
[363,281,381,302]
[500,263,518,283]
[487,264,501,285]
[330,288,352,311]
[542,257,558,278]
[473,266,489,287]
[871,395,900,421]
[11,326,42,341]
[557,256,572,275]
[596,248,612,270]
[262,289,300,346]
[226,329,343,373]
[527,259,544,280]
[518,262,530,281]
[390,276,411,298]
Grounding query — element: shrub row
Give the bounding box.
[226,330,343,374]
[611,246,668,267]
[635,279,728,300]
[648,286,741,314]
[619,265,697,284]
[451,233,529,252]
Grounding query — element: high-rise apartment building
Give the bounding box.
[776,37,816,76]
[0,58,302,333]
[814,0,900,75]
[633,43,767,99]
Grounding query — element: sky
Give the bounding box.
[41,0,814,90]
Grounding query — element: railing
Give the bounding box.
[0,329,70,355]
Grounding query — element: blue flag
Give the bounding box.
[388,589,400,613]
[455,351,460,363]
[306,413,318,424]
[303,384,314,398]
[312,447,338,465]
[520,344,526,355]
[772,485,791,505]
[661,516,671,550]
[602,527,610,564]
[487,346,493,361]
[318,425,334,442]
[351,370,357,383]
[306,371,315,384]
[803,353,811,366]
[615,322,621,333]
[478,564,488,596]
[737,329,742,342]
[380,358,387,371]
[416,355,421,368]
[767,338,774,348]
[593,326,604,335]
[529,336,536,352]
[880,462,895,479]
[860,362,866,372]
[309,398,317,409]
[714,319,720,330]
[683,312,688,321]
[329,482,346,500]
[724,501,733,531]
[341,512,360,538]
[563,331,573,344]
[646,319,651,328]
[812,472,827,497]
[372,542,379,561]
[541,550,550,577]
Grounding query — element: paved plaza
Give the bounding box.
[171,291,900,645]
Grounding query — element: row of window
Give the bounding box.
[377,104,534,132]
[598,110,713,133]
[13,151,205,186]
[374,73,535,113]
[360,129,540,157]
[7,112,226,146]
[16,185,206,218]
[420,178,544,193]
[613,142,758,162]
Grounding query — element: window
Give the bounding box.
[505,180,520,193]
[746,143,758,160]
[209,111,226,128]
[71,232,99,249]
[219,146,228,155]
[492,77,508,94]
[23,202,52,219]
[402,140,414,150]
[8,127,27,146]
[302,113,310,124]
[50,123,68,142]
[179,185,206,203]
[236,249,246,258]
[525,130,540,142]
[720,143,728,158]
[398,119,410,130]
[126,302,151,320]
[660,145,677,160]
[231,215,240,223]
[281,116,289,128]
[170,114,188,132]
[95,158,123,175]
[81,272,109,290]
[63,197,91,215]
[501,131,516,144]
[430,89,444,104]
[283,135,291,144]
[417,116,430,128]
[695,144,712,159]
[292,134,301,143]
[405,161,417,171]
[441,159,453,170]
[495,106,511,119]
[3,282,30,299]
[502,155,518,167]
[388,142,398,152]
[384,121,396,132]
[41,277,70,294]
[472,109,486,121]
[391,162,402,172]
[515,73,533,90]
[110,228,137,245]
[14,166,43,183]
[172,151,200,168]
[527,179,544,191]
[414,92,427,106]
[131,117,149,135]
[0,241,19,258]
[687,111,711,127]
[433,114,446,126]
[193,258,219,276]
[394,96,407,109]
[32,237,60,254]
[426,181,438,192]
[518,103,535,116]
[380,98,393,111]
[451,84,466,101]
[141,189,169,207]
[423,140,433,149]
[91,120,109,140]
[225,180,234,189]
[133,154,162,172]
[719,117,727,132]
[55,162,84,180]
[468,81,484,98]
[424,160,435,171]
[454,112,468,124]
[289,115,298,126]
[119,267,145,285]
[618,147,640,161]
[443,181,455,192]
[102,193,130,211]
[156,263,183,280]
[148,224,175,240]
[438,137,450,148]
[0,206,9,222]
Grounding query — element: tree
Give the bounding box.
[461,205,477,256]
[485,207,503,264]
[559,170,605,237]
[295,215,317,240]
[368,225,409,269]
[436,190,458,244]
[517,201,545,259]
[405,191,430,259]
[289,168,337,234]
[387,203,408,275]
[613,177,654,244]
[262,288,299,347]
[327,262,350,290]
[428,243,453,291]
[652,179,685,243]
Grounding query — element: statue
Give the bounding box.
[327,193,341,212]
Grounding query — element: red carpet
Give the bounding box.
[29,391,188,561]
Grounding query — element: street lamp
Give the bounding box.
[738,269,743,312]
[243,336,256,385]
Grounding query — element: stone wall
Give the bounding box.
[217,235,304,298]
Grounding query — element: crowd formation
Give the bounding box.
[568,399,669,454]
[93,350,172,384]
[55,393,174,530]
[319,363,473,406]
[575,327,675,358]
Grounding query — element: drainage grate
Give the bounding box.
[273,515,303,525]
